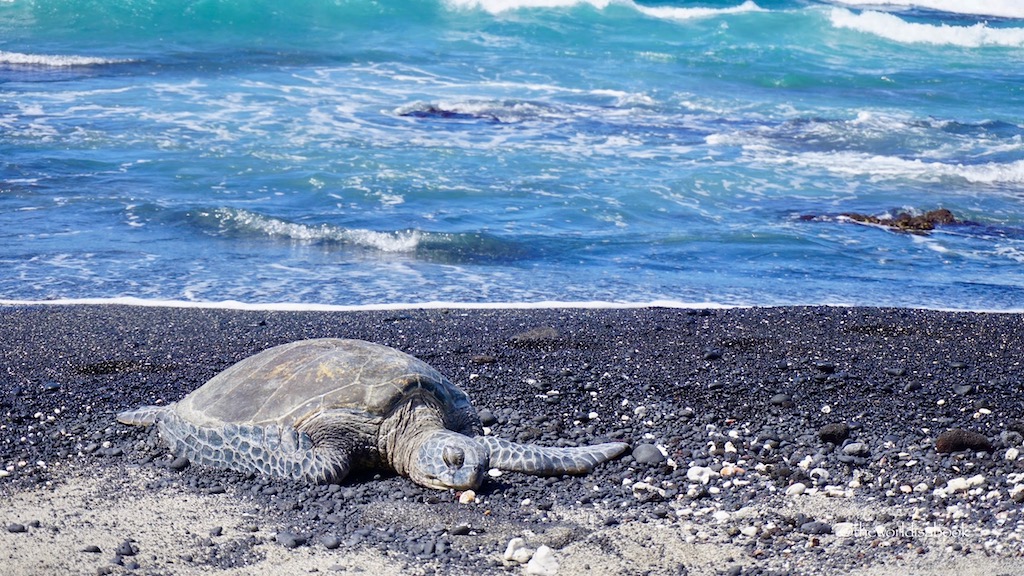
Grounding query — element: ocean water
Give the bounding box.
[2,0,1024,310]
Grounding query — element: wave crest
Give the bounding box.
[829,0,1024,20]
[829,8,1024,48]
[201,208,535,263]
[0,50,128,67]
[445,0,762,20]
[209,208,422,252]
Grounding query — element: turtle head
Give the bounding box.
[411,430,488,490]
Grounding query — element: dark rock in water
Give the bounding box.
[632,443,666,465]
[840,208,957,233]
[6,523,27,533]
[818,422,850,445]
[935,429,992,453]
[800,521,833,535]
[276,531,307,549]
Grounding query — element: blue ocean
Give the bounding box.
[2,0,1024,309]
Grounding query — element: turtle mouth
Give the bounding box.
[419,468,485,491]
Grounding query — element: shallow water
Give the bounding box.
[2,0,1023,309]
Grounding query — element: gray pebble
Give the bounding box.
[276,531,306,548]
[770,393,792,406]
[632,443,666,465]
[477,408,497,427]
[450,523,472,536]
[116,540,138,557]
[320,534,341,549]
[800,521,832,535]
[6,523,27,534]
[818,422,850,445]
[82,545,102,553]
[842,442,870,457]
[169,456,190,471]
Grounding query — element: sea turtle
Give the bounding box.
[117,338,629,490]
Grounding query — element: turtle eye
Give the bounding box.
[443,446,465,468]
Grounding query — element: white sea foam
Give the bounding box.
[0,50,128,67]
[635,0,763,21]
[752,148,1024,185]
[829,8,1024,48]
[0,297,739,311]
[2,296,1017,313]
[829,0,1024,19]
[446,0,762,20]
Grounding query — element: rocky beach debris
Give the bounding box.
[1,305,1023,575]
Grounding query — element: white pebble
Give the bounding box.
[833,522,856,537]
[786,482,807,496]
[1006,447,1020,461]
[809,467,830,482]
[488,468,502,478]
[588,411,599,420]
[459,490,476,504]
[504,538,529,562]
[0,470,9,478]
[712,510,730,523]
[525,545,558,576]
[724,441,737,453]
[686,466,716,485]
[740,526,758,537]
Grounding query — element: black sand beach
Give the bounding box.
[2,304,1024,575]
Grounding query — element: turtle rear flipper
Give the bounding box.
[155,411,351,484]
[479,436,628,476]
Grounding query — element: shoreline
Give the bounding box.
[3,297,1024,314]
[2,304,1023,575]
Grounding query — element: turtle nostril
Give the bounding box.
[443,446,465,468]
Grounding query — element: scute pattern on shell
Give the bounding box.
[174,339,470,428]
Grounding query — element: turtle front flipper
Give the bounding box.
[479,436,628,476]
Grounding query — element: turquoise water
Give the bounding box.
[2,0,1024,308]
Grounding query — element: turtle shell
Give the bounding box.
[174,338,473,429]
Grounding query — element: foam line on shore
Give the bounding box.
[0,297,739,312]
[1,297,1021,314]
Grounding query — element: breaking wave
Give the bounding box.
[829,8,1024,48]
[0,50,129,67]
[200,208,535,263]
[828,0,1024,19]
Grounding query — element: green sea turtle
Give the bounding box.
[117,338,629,490]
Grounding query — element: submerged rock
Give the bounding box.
[839,208,957,233]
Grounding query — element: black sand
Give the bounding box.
[2,304,1024,575]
